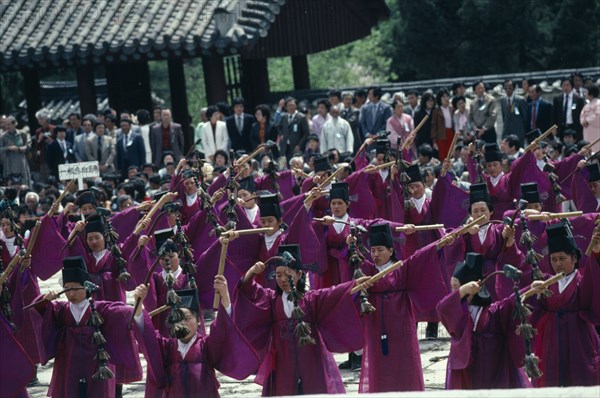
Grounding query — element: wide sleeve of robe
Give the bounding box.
[29,215,68,280]
[284,207,320,266]
[437,290,472,370]
[304,281,364,353]
[0,313,35,397]
[111,206,143,245]
[205,305,260,379]
[195,240,243,310]
[430,173,469,229]
[571,168,598,213]
[345,170,376,220]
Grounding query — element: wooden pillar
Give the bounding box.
[240,57,270,109]
[105,61,152,115]
[167,58,192,152]
[76,64,97,117]
[291,55,310,91]
[201,54,227,105]
[22,68,42,135]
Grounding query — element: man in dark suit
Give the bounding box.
[277,97,310,160]
[149,108,184,167]
[500,79,528,141]
[225,97,254,152]
[341,91,362,151]
[116,119,146,179]
[552,76,585,141]
[46,126,76,179]
[527,85,553,135]
[359,87,392,139]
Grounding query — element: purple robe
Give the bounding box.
[367,171,404,223]
[551,153,584,201]
[530,256,600,387]
[358,243,448,392]
[314,217,402,289]
[430,173,469,229]
[571,167,599,213]
[134,306,259,398]
[437,290,531,389]
[444,222,527,301]
[195,240,243,311]
[1,239,42,364]
[344,171,376,220]
[255,170,296,200]
[68,240,136,303]
[233,280,363,396]
[467,151,536,220]
[0,313,34,398]
[31,299,142,398]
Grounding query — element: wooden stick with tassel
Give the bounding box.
[212,238,230,310]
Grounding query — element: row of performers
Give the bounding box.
[1,132,600,396]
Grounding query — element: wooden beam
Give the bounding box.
[291,55,310,90]
[240,57,270,109]
[76,64,97,117]
[201,54,227,104]
[22,68,42,135]
[105,61,152,115]
[167,58,192,153]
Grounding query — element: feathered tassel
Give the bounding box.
[92,331,107,345]
[110,245,121,257]
[294,321,316,346]
[526,249,542,266]
[170,322,191,339]
[181,261,197,276]
[291,305,305,321]
[554,192,567,204]
[516,323,537,340]
[520,231,537,246]
[165,272,175,286]
[532,266,544,281]
[353,268,365,279]
[87,311,104,328]
[168,307,185,324]
[117,271,131,282]
[523,353,543,379]
[404,199,415,210]
[360,295,376,315]
[166,290,181,306]
[188,276,197,290]
[514,302,532,319]
[92,365,114,380]
[95,348,110,361]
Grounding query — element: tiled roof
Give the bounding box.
[16,79,165,123]
[0,0,286,71]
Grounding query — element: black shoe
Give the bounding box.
[351,353,362,371]
[425,322,439,340]
[338,353,352,370]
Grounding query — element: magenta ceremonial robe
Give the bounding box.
[31,299,142,398]
[344,170,376,220]
[437,290,531,389]
[551,153,584,202]
[430,173,469,229]
[134,306,259,398]
[255,170,296,200]
[1,240,42,364]
[56,206,142,243]
[0,313,34,398]
[233,280,364,396]
[315,217,403,289]
[467,151,535,220]
[194,240,243,311]
[571,167,599,213]
[443,223,526,301]
[301,177,329,218]
[358,243,448,393]
[530,256,600,387]
[0,216,68,364]
[367,171,404,223]
[68,238,137,303]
